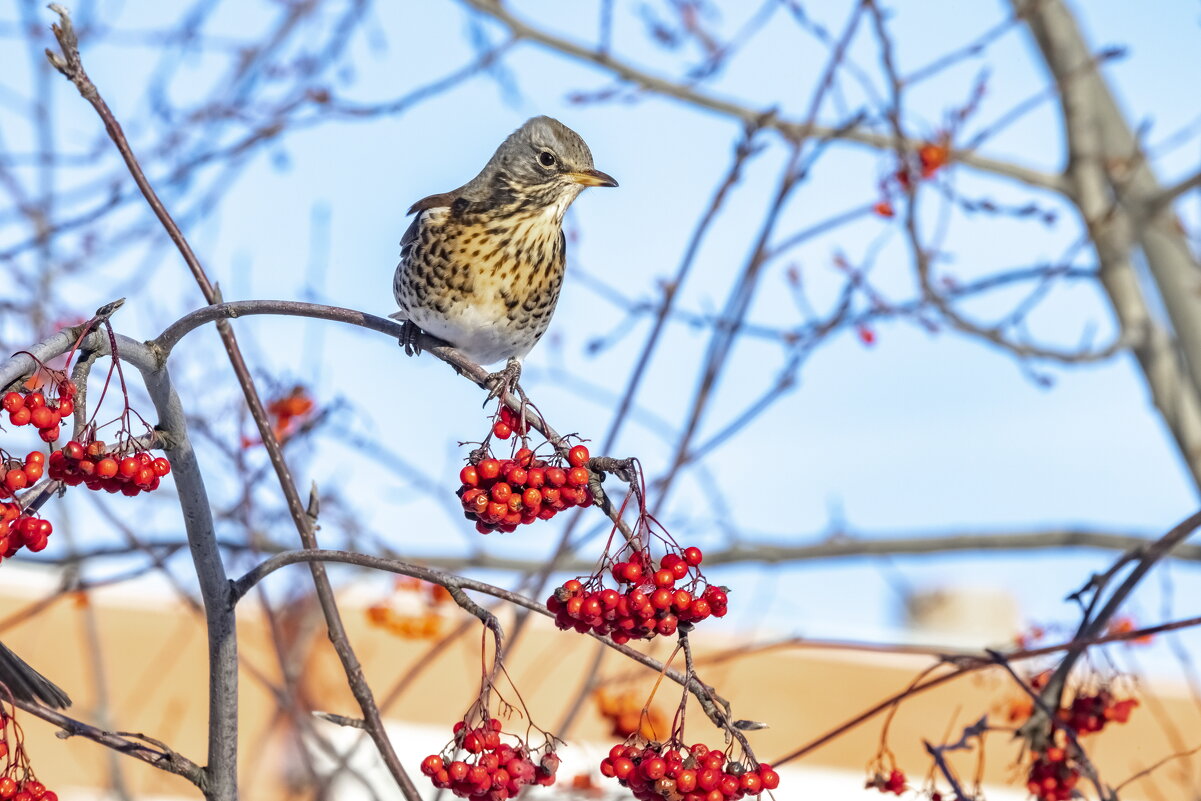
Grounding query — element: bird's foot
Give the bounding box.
[484,357,524,406]
[398,320,423,357]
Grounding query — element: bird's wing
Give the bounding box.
[0,640,71,708]
[399,215,421,252]
[406,191,457,216]
[401,177,472,250]
[400,189,459,253]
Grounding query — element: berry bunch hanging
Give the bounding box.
[1,383,74,445]
[0,341,178,571]
[421,717,559,799]
[450,407,766,799]
[0,452,45,497]
[598,740,778,801]
[1055,687,1137,735]
[890,133,952,191]
[457,445,593,534]
[0,503,52,560]
[48,440,170,497]
[489,404,528,441]
[0,711,58,801]
[865,768,907,795]
[549,543,728,644]
[1026,746,1079,801]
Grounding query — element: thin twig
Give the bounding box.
[45,9,419,796]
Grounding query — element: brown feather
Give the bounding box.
[406,191,458,215]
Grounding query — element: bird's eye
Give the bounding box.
[538,151,556,167]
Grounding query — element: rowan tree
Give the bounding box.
[0,2,1198,800]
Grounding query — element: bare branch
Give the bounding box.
[230,548,740,733]
[0,318,235,796]
[1150,165,1201,210]
[14,698,204,786]
[45,8,419,793]
[1018,0,1201,491]
[1023,508,1201,745]
[457,0,1070,193]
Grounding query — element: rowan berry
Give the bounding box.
[29,407,56,430]
[568,445,590,467]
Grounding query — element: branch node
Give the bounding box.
[307,481,320,521]
[93,298,126,321]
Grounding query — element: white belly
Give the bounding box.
[397,304,531,365]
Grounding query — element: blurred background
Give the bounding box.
[1,0,1200,799]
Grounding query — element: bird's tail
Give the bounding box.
[0,641,71,709]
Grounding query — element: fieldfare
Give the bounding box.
[391,116,616,397]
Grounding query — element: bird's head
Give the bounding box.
[472,116,617,216]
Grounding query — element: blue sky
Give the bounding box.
[2,1,1201,664]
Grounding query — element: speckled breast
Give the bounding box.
[393,207,566,364]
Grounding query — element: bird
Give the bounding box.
[0,640,70,709]
[391,116,617,398]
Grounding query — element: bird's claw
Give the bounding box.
[398,320,423,357]
[484,358,523,406]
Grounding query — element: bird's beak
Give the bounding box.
[567,169,618,188]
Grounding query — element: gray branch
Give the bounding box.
[457,0,1070,193]
[0,319,235,797]
[1017,0,1201,491]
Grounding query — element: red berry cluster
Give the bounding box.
[891,141,950,191]
[0,452,44,497]
[0,714,57,801]
[865,769,907,795]
[1026,747,1079,801]
[420,718,558,800]
[548,546,728,644]
[0,776,55,801]
[48,440,171,496]
[1,389,73,445]
[599,741,779,801]
[457,445,593,534]
[1055,688,1137,735]
[873,138,951,219]
[917,142,950,179]
[0,503,52,560]
[490,405,528,440]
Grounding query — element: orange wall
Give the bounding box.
[0,578,1196,799]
